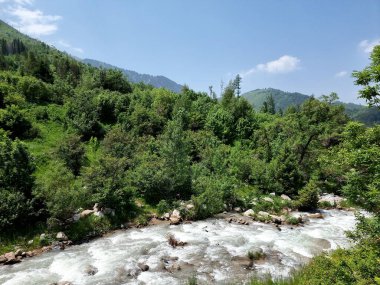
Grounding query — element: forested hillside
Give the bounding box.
[0,19,379,284]
[242,88,380,125]
[82,58,183,93]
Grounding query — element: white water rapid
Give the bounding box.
[0,209,357,285]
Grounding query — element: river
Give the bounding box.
[0,209,357,285]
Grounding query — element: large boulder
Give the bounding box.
[0,255,7,264]
[80,209,94,218]
[308,213,324,219]
[318,194,344,206]
[56,232,68,241]
[170,209,181,225]
[243,209,255,217]
[4,252,20,265]
[280,194,291,201]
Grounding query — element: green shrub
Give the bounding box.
[157,200,171,215]
[295,180,319,211]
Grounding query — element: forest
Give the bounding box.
[0,19,379,284]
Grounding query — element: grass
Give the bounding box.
[0,223,49,255]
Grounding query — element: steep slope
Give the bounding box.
[83,58,183,93]
[242,88,309,111]
[242,88,380,125]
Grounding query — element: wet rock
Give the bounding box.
[138,263,149,271]
[233,207,242,212]
[84,264,98,276]
[0,255,7,264]
[80,209,94,218]
[125,265,141,277]
[26,251,34,257]
[4,252,21,265]
[308,213,324,219]
[15,249,23,256]
[170,209,181,225]
[243,209,255,217]
[162,213,170,220]
[263,197,274,203]
[271,215,282,224]
[280,194,291,201]
[56,232,68,241]
[50,282,73,285]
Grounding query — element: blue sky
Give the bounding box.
[0,0,379,103]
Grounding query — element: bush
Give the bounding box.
[57,135,86,176]
[295,180,319,211]
[157,200,171,215]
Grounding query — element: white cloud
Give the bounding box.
[359,39,380,53]
[241,55,300,77]
[57,40,84,54]
[335,71,348,78]
[1,0,61,36]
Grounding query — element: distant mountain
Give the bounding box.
[242,88,380,125]
[82,58,182,93]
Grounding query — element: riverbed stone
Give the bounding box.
[4,252,20,265]
[308,213,324,219]
[84,264,98,275]
[0,255,7,264]
[138,263,150,271]
[243,209,255,217]
[14,249,23,257]
[56,232,68,241]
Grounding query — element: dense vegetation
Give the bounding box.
[0,19,379,284]
[242,88,380,125]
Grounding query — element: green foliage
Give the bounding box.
[156,200,171,215]
[0,105,38,139]
[35,161,87,221]
[57,134,86,176]
[83,156,134,218]
[353,45,380,107]
[66,90,103,139]
[295,180,319,211]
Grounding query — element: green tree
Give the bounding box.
[353,45,380,107]
[57,135,86,176]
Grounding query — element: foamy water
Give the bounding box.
[0,209,357,285]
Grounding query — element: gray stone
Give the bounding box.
[27,239,34,245]
[243,209,255,217]
[138,263,149,271]
[56,232,68,241]
[84,265,98,276]
[280,194,291,201]
[263,197,274,203]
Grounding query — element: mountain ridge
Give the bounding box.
[82,58,183,93]
[242,88,380,125]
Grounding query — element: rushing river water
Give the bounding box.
[0,209,357,285]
